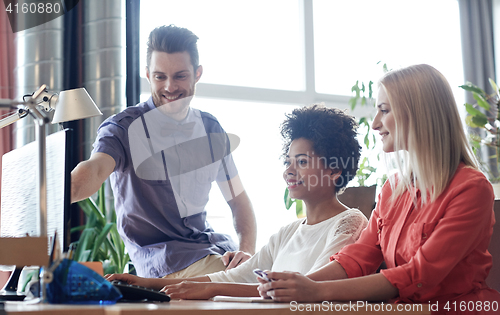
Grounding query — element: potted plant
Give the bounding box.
[461,79,500,196]
[337,75,388,218]
[348,63,391,189]
[70,183,131,275]
[349,79,382,188]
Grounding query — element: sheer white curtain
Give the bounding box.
[459,0,497,178]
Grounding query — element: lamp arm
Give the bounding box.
[0,99,24,107]
[0,108,29,129]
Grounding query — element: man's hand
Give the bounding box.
[221,250,252,270]
[104,273,152,288]
[161,281,217,300]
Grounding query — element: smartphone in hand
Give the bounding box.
[253,269,272,282]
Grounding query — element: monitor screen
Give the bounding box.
[1,128,72,254]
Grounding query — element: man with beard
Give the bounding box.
[71,25,256,279]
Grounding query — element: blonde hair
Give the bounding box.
[379,64,478,204]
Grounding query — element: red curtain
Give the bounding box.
[0,4,16,288]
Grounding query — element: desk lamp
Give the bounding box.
[0,84,102,300]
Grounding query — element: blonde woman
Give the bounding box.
[257,64,500,313]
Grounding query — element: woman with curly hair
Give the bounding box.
[257,65,500,314]
[106,104,368,300]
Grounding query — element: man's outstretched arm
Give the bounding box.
[218,174,257,268]
[71,152,115,203]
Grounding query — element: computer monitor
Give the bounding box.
[1,128,72,254]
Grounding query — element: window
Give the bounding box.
[140,0,304,91]
[139,0,464,250]
[313,0,464,100]
[192,98,301,245]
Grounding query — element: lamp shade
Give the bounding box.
[51,88,102,124]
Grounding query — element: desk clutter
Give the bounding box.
[1,227,169,304]
[45,259,122,304]
[0,260,171,304]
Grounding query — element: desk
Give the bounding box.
[3,300,430,315]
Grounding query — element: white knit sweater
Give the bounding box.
[208,208,368,283]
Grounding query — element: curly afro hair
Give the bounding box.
[280,104,361,190]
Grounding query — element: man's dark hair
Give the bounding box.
[280,104,361,190]
[146,25,200,70]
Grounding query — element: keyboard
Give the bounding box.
[110,281,171,302]
[0,291,26,301]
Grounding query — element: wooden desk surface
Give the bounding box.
[3,300,431,315]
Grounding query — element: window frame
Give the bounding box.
[140,0,366,118]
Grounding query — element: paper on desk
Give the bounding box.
[212,296,275,303]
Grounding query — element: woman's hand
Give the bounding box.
[257,271,323,302]
[161,281,217,300]
[104,273,151,288]
[222,250,252,270]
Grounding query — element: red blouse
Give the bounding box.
[332,164,500,310]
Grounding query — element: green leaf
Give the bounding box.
[465,116,478,128]
[469,133,482,142]
[98,184,106,220]
[489,78,500,98]
[459,83,485,95]
[110,206,117,222]
[368,81,374,99]
[351,81,360,99]
[77,198,93,218]
[90,222,114,261]
[110,225,127,271]
[364,133,370,148]
[103,260,117,275]
[73,228,96,262]
[284,188,293,210]
[78,197,106,228]
[351,81,359,92]
[94,249,108,262]
[349,97,357,110]
[366,166,377,172]
[70,225,85,234]
[471,115,488,127]
[473,92,491,111]
[103,237,120,271]
[123,253,130,273]
[110,225,124,259]
[360,119,370,128]
[295,199,303,217]
[465,103,488,118]
[79,250,91,262]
